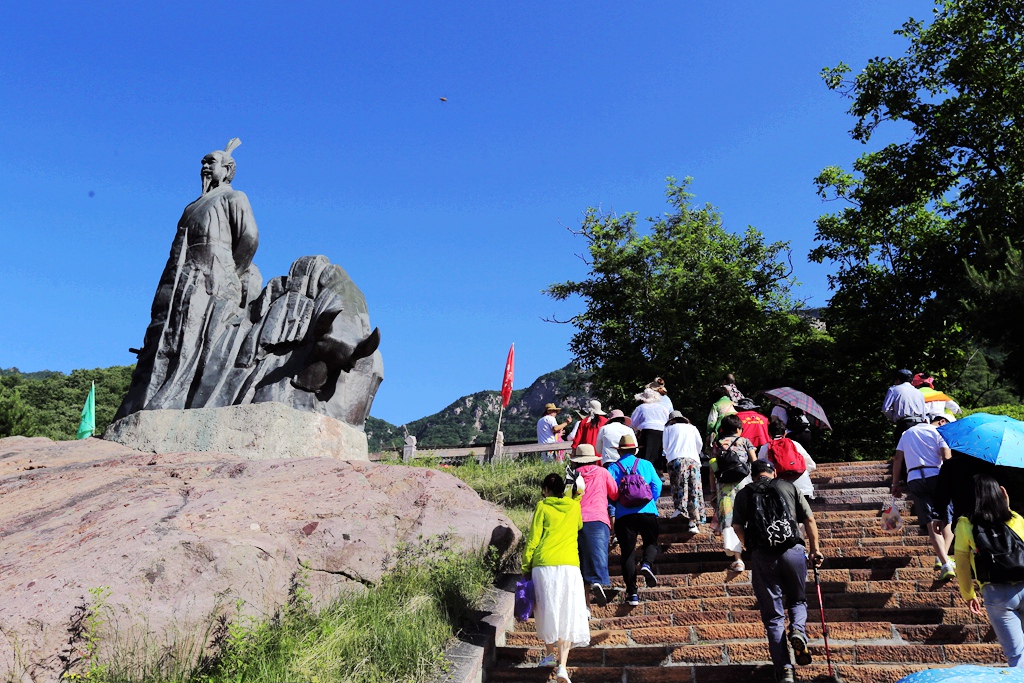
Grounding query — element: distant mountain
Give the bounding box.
[366,364,594,452]
[3,364,596,454]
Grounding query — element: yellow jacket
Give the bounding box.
[521,495,583,573]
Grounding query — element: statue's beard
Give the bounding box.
[202,174,213,195]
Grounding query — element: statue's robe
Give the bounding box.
[115,185,259,418]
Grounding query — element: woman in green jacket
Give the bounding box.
[522,473,590,683]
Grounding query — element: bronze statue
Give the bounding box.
[115,140,381,427]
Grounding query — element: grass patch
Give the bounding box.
[392,456,563,533]
[77,537,494,683]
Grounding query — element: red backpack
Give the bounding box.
[766,437,806,481]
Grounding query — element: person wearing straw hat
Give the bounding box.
[569,444,620,607]
[572,400,609,451]
[537,403,573,463]
[595,409,633,465]
[609,432,662,607]
[663,411,705,533]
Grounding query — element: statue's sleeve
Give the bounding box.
[228,191,259,276]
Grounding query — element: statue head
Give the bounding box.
[201,138,241,194]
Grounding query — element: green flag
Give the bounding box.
[77,382,95,439]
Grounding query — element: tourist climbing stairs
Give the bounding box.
[486,460,1001,682]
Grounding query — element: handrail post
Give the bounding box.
[402,435,417,463]
[491,431,504,464]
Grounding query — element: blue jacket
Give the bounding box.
[608,454,662,517]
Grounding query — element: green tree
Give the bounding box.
[546,177,810,421]
[811,0,1024,452]
[0,386,37,437]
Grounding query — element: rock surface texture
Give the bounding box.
[0,436,517,682]
[104,403,370,461]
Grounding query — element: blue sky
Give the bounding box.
[0,2,925,425]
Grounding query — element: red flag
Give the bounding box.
[501,344,515,407]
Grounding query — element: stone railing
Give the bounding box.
[370,432,573,464]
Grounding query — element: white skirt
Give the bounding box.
[532,565,591,647]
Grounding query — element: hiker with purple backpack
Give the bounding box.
[608,432,662,606]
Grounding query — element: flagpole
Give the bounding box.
[495,404,505,442]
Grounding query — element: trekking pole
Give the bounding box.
[813,564,834,678]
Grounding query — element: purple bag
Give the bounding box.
[514,577,535,621]
[615,457,654,508]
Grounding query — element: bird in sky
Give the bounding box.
[439,97,447,102]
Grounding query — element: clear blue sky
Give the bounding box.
[0,2,924,425]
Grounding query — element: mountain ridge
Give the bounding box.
[366,364,592,452]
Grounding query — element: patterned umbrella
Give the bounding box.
[937,413,1024,469]
[897,664,1024,682]
[760,387,832,431]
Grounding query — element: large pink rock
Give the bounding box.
[0,436,518,682]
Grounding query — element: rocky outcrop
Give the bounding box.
[0,436,518,682]
[104,402,370,461]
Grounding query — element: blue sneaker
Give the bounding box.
[640,563,658,587]
[626,593,640,606]
[538,652,557,668]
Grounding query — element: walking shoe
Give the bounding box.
[626,593,640,606]
[729,559,745,572]
[555,665,572,683]
[789,631,812,666]
[590,582,607,607]
[777,666,795,683]
[934,557,942,571]
[939,560,956,581]
[687,523,700,534]
[640,563,658,587]
[537,653,557,668]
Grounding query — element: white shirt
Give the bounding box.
[663,423,703,463]
[757,440,817,499]
[882,382,927,422]
[595,421,634,464]
[771,405,789,427]
[659,394,674,412]
[896,423,949,481]
[537,414,558,444]
[631,402,670,431]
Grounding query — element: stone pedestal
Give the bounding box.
[103,402,368,461]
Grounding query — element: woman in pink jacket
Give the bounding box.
[569,444,619,606]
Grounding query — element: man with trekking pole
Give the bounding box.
[733,460,825,683]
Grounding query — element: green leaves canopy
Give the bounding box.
[546,177,808,420]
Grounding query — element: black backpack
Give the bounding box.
[713,436,751,484]
[745,479,800,551]
[786,406,810,433]
[973,522,1024,584]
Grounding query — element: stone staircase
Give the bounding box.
[486,460,1003,682]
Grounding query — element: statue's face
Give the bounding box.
[201,153,230,187]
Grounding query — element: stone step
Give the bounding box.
[495,642,1002,667]
[486,458,994,683]
[486,663,938,683]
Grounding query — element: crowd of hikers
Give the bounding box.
[523,370,1024,682]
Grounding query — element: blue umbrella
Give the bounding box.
[937,413,1024,469]
[898,664,1024,682]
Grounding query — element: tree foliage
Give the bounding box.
[0,386,37,438]
[810,0,1024,450]
[0,366,134,440]
[546,177,811,421]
